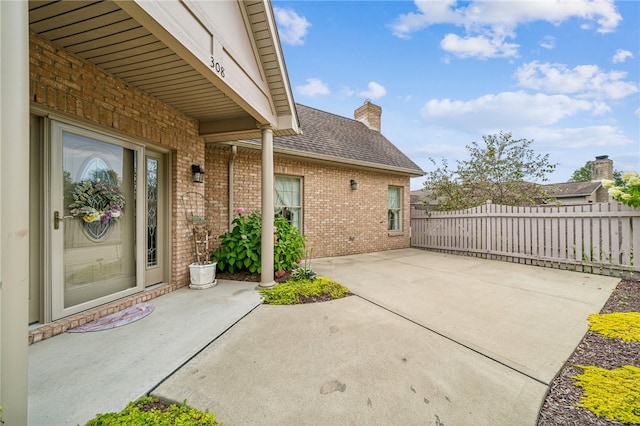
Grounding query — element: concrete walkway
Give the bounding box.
[28,281,262,426]
[152,249,619,425]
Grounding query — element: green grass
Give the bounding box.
[82,397,219,426]
[259,276,351,305]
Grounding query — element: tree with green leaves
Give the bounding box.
[570,161,593,182]
[424,132,557,210]
[569,160,624,185]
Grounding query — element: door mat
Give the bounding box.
[67,303,154,333]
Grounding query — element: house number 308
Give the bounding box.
[210,56,225,78]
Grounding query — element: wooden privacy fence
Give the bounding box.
[411,202,640,278]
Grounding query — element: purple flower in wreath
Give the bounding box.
[110,204,122,218]
[101,210,112,223]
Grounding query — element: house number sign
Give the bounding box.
[210,56,225,78]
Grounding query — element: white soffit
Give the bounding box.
[28,0,299,141]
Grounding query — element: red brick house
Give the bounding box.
[0,0,423,373]
[207,101,424,258]
[4,1,301,420]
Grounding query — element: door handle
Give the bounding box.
[53,211,73,229]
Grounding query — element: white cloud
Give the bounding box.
[390,0,621,57]
[339,86,356,98]
[515,61,639,100]
[460,0,620,33]
[392,0,621,36]
[357,82,387,99]
[527,126,632,149]
[296,78,330,97]
[635,108,640,118]
[273,7,311,46]
[539,36,555,50]
[612,49,633,64]
[420,91,605,133]
[440,33,518,59]
[389,0,463,39]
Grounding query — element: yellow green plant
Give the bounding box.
[603,171,640,208]
[588,312,640,342]
[573,365,640,424]
[83,397,219,426]
[259,276,351,305]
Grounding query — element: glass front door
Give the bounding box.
[51,121,143,320]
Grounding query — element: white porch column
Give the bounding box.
[0,1,30,424]
[259,125,275,288]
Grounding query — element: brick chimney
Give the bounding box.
[591,155,613,182]
[354,99,382,132]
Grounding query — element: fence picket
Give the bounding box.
[574,206,583,270]
[610,202,620,266]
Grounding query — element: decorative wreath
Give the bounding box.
[68,179,126,223]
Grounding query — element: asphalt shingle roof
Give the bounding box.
[543,181,601,197]
[244,104,424,175]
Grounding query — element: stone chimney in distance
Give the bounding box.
[354,99,382,132]
[591,155,613,181]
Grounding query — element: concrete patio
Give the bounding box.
[29,249,620,425]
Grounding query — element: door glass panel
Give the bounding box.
[63,132,136,308]
[147,158,158,267]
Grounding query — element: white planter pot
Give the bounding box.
[189,262,217,290]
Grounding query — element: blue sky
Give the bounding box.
[272,0,639,189]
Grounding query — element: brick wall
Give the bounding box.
[27,32,411,342]
[206,144,412,258]
[29,33,204,288]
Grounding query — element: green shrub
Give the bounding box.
[213,209,262,274]
[290,251,317,281]
[291,267,317,281]
[273,214,306,272]
[214,209,305,274]
[83,397,219,425]
[260,276,351,305]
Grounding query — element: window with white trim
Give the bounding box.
[275,175,302,230]
[388,186,402,231]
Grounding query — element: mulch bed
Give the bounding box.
[216,270,291,283]
[537,279,640,425]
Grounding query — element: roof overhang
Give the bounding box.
[29,0,299,141]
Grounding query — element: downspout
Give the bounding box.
[228,145,237,230]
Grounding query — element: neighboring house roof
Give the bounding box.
[411,189,430,203]
[543,181,601,198]
[233,104,424,176]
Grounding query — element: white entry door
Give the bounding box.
[50,121,144,320]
